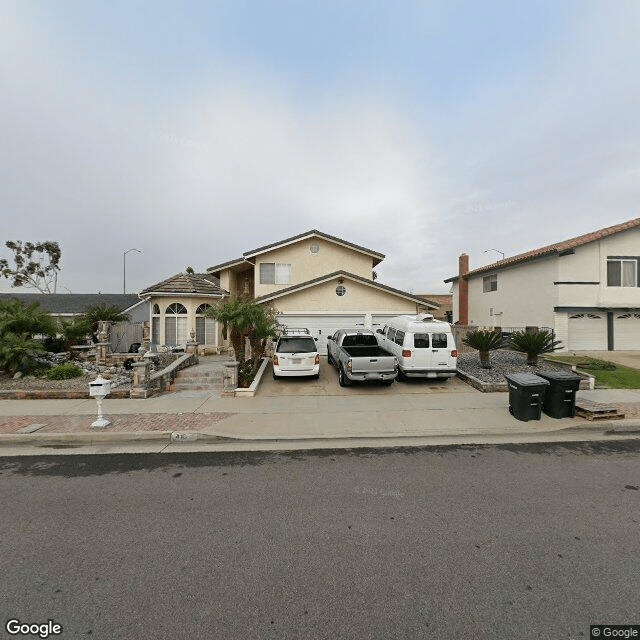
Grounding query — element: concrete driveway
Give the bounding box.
[572,351,640,371]
[259,356,471,397]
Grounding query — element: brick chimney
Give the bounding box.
[458,253,469,325]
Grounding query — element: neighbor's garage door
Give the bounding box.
[277,314,365,354]
[567,313,607,350]
[613,313,640,350]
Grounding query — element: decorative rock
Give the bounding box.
[13,372,22,379]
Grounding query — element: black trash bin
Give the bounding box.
[504,373,550,421]
[534,370,581,418]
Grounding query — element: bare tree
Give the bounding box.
[0,241,62,293]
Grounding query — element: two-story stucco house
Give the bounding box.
[140,230,436,354]
[445,217,640,351]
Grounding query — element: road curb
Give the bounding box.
[1,417,639,449]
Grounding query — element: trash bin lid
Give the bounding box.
[534,369,582,382]
[504,372,550,387]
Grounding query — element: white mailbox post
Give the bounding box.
[89,376,111,428]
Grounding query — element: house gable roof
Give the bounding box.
[445,217,640,282]
[207,230,385,273]
[139,273,228,297]
[0,293,140,315]
[253,270,438,309]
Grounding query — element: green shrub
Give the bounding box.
[46,363,83,380]
[508,330,562,366]
[462,330,504,369]
[0,332,46,374]
[27,363,52,377]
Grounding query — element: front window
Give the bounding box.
[195,304,216,345]
[165,303,188,346]
[607,259,637,287]
[483,274,498,292]
[260,262,291,285]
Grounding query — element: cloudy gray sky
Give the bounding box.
[1,1,639,295]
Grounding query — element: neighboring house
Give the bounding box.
[0,293,150,352]
[445,217,640,351]
[140,230,437,354]
[0,293,147,324]
[418,293,452,322]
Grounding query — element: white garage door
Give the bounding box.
[277,314,366,354]
[567,313,607,350]
[371,313,412,332]
[614,313,640,350]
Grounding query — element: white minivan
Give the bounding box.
[375,314,457,380]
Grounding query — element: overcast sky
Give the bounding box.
[1,1,639,296]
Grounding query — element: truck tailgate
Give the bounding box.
[350,355,396,375]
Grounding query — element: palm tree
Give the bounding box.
[0,332,45,374]
[206,298,252,364]
[0,298,56,338]
[245,303,279,375]
[508,330,562,366]
[462,329,505,369]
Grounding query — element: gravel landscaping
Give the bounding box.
[456,349,579,383]
[0,359,133,392]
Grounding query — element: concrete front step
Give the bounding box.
[171,383,222,391]
[174,375,223,383]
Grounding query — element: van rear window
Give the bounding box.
[413,333,429,348]
[432,333,448,348]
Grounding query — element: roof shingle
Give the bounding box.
[139,273,228,296]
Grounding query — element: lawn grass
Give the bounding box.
[545,355,640,389]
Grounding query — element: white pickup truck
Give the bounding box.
[326,329,398,386]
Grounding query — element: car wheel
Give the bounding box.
[338,366,351,387]
[397,369,406,382]
[313,373,320,380]
[383,380,394,386]
[327,352,333,366]
[272,371,278,380]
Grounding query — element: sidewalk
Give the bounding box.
[1,386,639,456]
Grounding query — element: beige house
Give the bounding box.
[445,217,640,351]
[141,230,437,354]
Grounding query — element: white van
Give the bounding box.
[375,314,457,380]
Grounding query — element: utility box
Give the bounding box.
[504,373,550,421]
[535,370,581,418]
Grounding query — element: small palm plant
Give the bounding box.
[462,329,505,369]
[0,332,45,374]
[508,329,562,366]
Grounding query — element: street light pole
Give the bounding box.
[484,248,505,261]
[123,248,142,294]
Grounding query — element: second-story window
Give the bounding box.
[607,258,637,287]
[260,262,291,285]
[483,274,498,292]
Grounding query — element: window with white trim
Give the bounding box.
[259,262,291,285]
[483,274,498,292]
[151,305,160,345]
[195,303,217,345]
[165,303,188,346]
[607,258,637,287]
